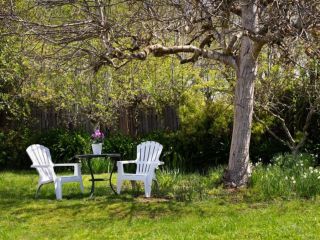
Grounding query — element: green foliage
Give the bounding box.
[143,130,230,172]
[255,48,320,155]
[251,153,320,199]
[0,128,33,169]
[102,130,230,173]
[250,134,289,163]
[177,99,233,171]
[104,132,188,171]
[36,128,91,163]
[0,35,37,170]
[103,134,136,160]
[0,127,91,170]
[0,126,230,172]
[0,36,31,127]
[0,132,5,168]
[272,152,315,169]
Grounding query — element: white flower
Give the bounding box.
[285,176,288,180]
[255,162,261,167]
[292,180,296,184]
[309,167,313,171]
[291,176,295,180]
[317,176,320,180]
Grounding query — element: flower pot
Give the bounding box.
[92,143,102,155]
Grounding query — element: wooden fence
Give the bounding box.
[119,106,179,136]
[30,105,179,136]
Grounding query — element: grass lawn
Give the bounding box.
[1,171,320,239]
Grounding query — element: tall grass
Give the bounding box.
[110,167,224,201]
[251,153,320,199]
[156,167,224,201]
[79,153,320,201]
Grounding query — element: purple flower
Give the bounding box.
[91,129,105,143]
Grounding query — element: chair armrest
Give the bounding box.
[117,160,136,175]
[53,163,81,176]
[143,161,164,166]
[117,160,137,165]
[149,161,164,170]
[53,163,79,167]
[149,162,160,166]
[31,165,51,168]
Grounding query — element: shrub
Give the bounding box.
[36,128,91,162]
[103,134,136,160]
[0,128,34,169]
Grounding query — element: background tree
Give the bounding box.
[1,0,319,186]
[254,48,320,155]
[0,34,33,168]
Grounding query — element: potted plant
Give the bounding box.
[91,129,105,154]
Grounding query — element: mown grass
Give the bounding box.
[1,170,320,239]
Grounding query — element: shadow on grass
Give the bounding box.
[0,171,191,222]
[0,170,274,225]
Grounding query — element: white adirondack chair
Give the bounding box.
[26,144,84,200]
[117,141,164,198]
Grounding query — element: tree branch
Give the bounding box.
[127,44,237,69]
[294,103,317,152]
[253,113,293,150]
[258,104,296,146]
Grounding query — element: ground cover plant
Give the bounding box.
[1,166,320,240]
[251,153,320,199]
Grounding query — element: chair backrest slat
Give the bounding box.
[26,144,56,181]
[136,141,163,174]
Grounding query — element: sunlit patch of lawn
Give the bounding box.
[1,171,320,239]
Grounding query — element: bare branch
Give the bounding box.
[257,104,296,146]
[125,44,237,69]
[253,113,293,150]
[294,103,317,152]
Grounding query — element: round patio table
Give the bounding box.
[74,153,121,198]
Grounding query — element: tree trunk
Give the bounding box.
[224,1,259,187]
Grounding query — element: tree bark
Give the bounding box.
[224,0,260,187]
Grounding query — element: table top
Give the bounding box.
[75,153,121,159]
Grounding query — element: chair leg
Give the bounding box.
[117,178,123,194]
[79,178,84,193]
[144,179,152,198]
[54,179,62,200]
[35,183,43,198]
